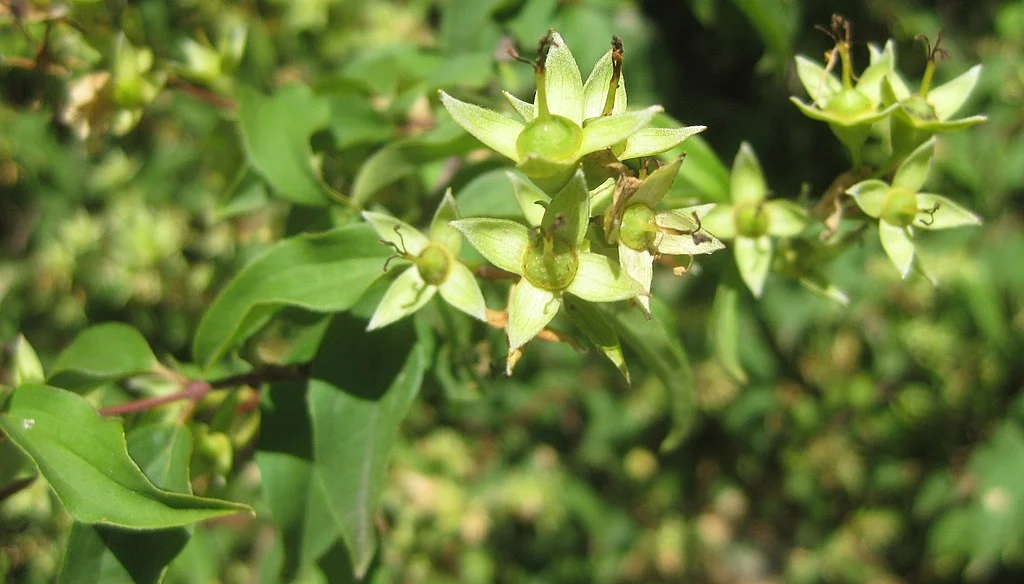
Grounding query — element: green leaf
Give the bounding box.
[631,157,683,206]
[193,224,390,370]
[790,96,895,128]
[257,380,340,579]
[308,316,433,577]
[351,121,475,207]
[11,334,44,386]
[856,42,895,106]
[710,283,749,383]
[455,168,523,218]
[328,94,394,149]
[892,138,935,192]
[544,32,585,125]
[700,203,736,239]
[438,0,502,54]
[59,425,196,584]
[564,296,629,383]
[929,64,982,122]
[606,299,695,451]
[618,126,705,161]
[60,522,190,584]
[653,205,726,255]
[449,218,530,274]
[0,385,248,528]
[847,179,889,219]
[504,90,536,122]
[580,106,662,156]
[350,143,417,208]
[542,169,590,246]
[429,190,463,254]
[237,84,333,206]
[438,262,487,323]
[126,424,195,493]
[507,0,558,48]
[507,279,560,352]
[48,323,157,389]
[367,268,437,331]
[765,199,809,237]
[567,252,643,303]
[730,142,768,204]
[617,244,653,315]
[732,0,798,66]
[438,91,523,162]
[735,235,773,297]
[0,438,33,494]
[879,221,915,278]
[508,170,551,226]
[362,211,429,256]
[669,132,731,203]
[581,46,627,120]
[794,55,840,108]
[913,193,983,230]
[798,273,850,306]
[968,422,1024,564]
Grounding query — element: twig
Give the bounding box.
[475,265,519,280]
[0,476,37,504]
[98,365,306,417]
[167,77,237,111]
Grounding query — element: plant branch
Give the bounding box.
[167,77,237,111]
[98,365,306,417]
[0,476,37,504]
[474,265,519,280]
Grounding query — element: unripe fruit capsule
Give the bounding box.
[881,187,919,227]
[516,115,582,162]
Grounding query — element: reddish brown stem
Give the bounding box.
[168,78,236,111]
[98,365,306,417]
[475,265,519,281]
[0,476,37,504]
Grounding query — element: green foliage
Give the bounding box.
[47,323,157,389]
[1,1,1023,583]
[192,224,390,369]
[0,385,248,528]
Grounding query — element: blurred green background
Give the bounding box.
[2,0,1023,582]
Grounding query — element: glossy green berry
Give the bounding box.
[619,204,656,251]
[735,203,770,238]
[881,187,919,227]
[523,235,579,291]
[415,244,451,286]
[827,89,873,119]
[516,115,583,162]
[901,95,937,121]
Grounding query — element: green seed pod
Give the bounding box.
[522,235,578,291]
[734,203,770,238]
[618,203,656,251]
[195,425,233,477]
[826,89,873,119]
[415,244,451,286]
[881,187,919,227]
[515,115,582,162]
